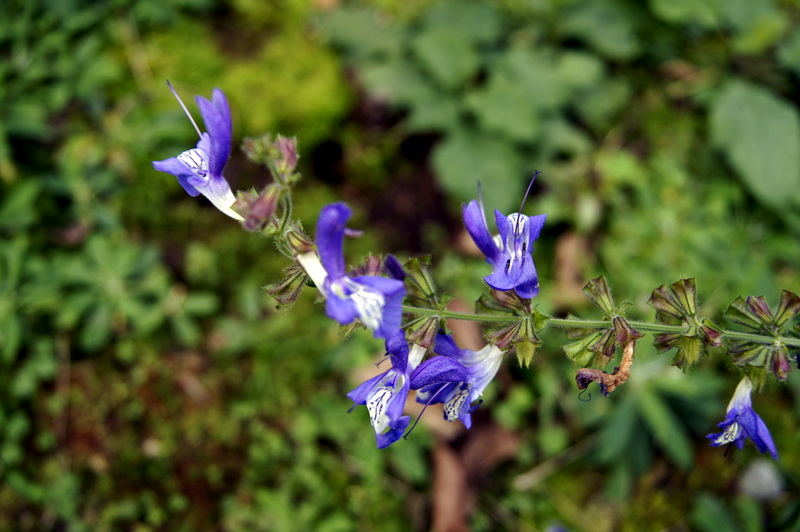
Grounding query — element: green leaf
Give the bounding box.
[595,397,638,463]
[320,6,404,59]
[431,129,526,212]
[0,180,40,231]
[720,0,786,54]
[421,0,502,45]
[648,0,722,27]
[778,29,800,76]
[406,95,460,132]
[638,389,693,469]
[690,494,740,532]
[560,2,641,60]
[574,78,632,131]
[499,49,569,110]
[710,80,800,208]
[464,71,541,142]
[359,59,437,106]
[411,27,480,90]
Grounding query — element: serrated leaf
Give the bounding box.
[421,0,502,45]
[431,130,524,212]
[560,2,640,60]
[406,96,460,132]
[320,7,404,59]
[359,59,437,106]
[648,0,722,27]
[411,27,480,90]
[464,71,540,142]
[710,80,800,208]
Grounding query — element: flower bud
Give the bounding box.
[286,228,315,255]
[772,349,791,381]
[235,185,281,232]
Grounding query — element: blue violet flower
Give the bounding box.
[153,83,243,221]
[462,180,546,299]
[348,332,426,448]
[410,334,505,429]
[298,202,405,339]
[707,377,778,460]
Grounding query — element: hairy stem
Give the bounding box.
[402,305,800,348]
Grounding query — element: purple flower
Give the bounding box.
[707,377,778,460]
[348,332,424,448]
[153,84,242,220]
[411,334,504,429]
[314,202,405,339]
[462,186,545,299]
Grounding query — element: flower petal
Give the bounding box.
[347,372,386,405]
[352,275,405,339]
[410,356,469,389]
[385,331,410,373]
[738,408,779,460]
[316,203,350,279]
[527,213,547,245]
[463,200,500,263]
[153,158,201,196]
[494,209,511,244]
[511,257,539,299]
[200,174,243,220]
[195,89,232,177]
[325,292,359,325]
[375,417,410,449]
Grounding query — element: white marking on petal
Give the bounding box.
[340,278,386,330]
[714,422,741,445]
[178,148,210,180]
[443,388,469,421]
[367,374,405,434]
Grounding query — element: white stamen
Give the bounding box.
[167,80,203,138]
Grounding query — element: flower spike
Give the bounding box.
[153,82,243,221]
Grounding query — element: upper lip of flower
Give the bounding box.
[193,88,232,179]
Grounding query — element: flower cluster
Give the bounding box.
[304,200,520,447]
[153,86,789,459]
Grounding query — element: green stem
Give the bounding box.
[401,305,800,348]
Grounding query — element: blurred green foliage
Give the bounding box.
[1,0,799,530]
